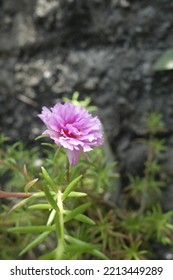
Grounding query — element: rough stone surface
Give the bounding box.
[1,0,173,219]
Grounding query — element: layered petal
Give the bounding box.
[38,102,104,165]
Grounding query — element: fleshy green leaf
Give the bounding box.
[65,235,98,252]
[62,175,83,201]
[74,214,95,225]
[91,249,109,260]
[64,203,91,223]
[64,210,95,225]
[65,234,108,259]
[8,225,55,234]
[166,223,173,230]
[24,178,39,193]
[4,192,46,219]
[19,232,51,256]
[28,204,51,210]
[41,143,56,149]
[35,134,49,141]
[19,210,56,256]
[68,191,87,198]
[39,249,57,260]
[43,185,59,212]
[47,209,56,225]
[41,166,57,193]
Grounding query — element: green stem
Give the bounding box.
[56,190,65,259]
[66,158,70,183]
[138,135,154,214]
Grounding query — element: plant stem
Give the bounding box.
[0,191,33,198]
[66,158,70,183]
[138,135,154,214]
[56,190,65,259]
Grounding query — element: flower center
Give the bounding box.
[61,123,81,138]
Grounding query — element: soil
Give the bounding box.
[1,0,173,259]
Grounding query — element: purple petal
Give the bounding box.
[66,149,81,165]
[38,102,104,165]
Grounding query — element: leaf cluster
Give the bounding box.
[0,107,173,260]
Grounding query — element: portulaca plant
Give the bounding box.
[2,99,173,260]
[2,96,108,260]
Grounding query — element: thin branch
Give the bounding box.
[0,190,33,198]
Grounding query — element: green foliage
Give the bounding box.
[0,131,116,259]
[145,112,164,135]
[63,92,97,112]
[0,97,173,260]
[145,205,173,245]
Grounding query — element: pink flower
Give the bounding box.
[38,102,104,165]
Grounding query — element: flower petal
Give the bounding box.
[38,102,104,165]
[66,149,81,166]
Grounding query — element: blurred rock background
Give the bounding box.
[1,0,173,211]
